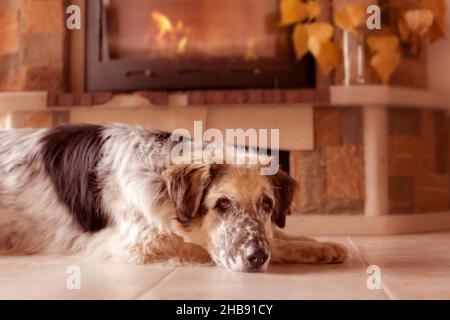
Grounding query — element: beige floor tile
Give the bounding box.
[350,233,450,300]
[139,238,387,300]
[3,234,449,300]
[0,255,175,300]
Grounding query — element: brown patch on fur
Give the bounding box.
[152,131,172,144]
[164,164,219,223]
[268,170,297,228]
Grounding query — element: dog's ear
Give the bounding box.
[269,170,297,228]
[164,164,214,223]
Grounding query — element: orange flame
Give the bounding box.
[150,11,190,56]
[177,36,189,55]
[152,11,174,40]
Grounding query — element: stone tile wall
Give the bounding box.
[290,107,365,215]
[388,108,449,213]
[0,0,66,91]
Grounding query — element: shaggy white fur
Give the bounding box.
[0,124,348,272]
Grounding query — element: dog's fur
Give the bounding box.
[0,124,347,272]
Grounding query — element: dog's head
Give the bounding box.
[164,163,296,272]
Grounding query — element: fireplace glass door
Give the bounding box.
[87,0,315,91]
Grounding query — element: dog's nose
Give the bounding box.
[245,247,269,268]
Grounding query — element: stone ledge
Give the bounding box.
[47,89,330,108]
[331,85,450,110]
[285,211,450,236]
[3,86,450,111]
[0,91,47,112]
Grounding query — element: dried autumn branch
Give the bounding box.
[281,0,446,85]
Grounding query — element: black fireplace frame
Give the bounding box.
[86,0,315,92]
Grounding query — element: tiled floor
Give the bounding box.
[1,233,449,300]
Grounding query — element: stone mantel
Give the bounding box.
[330,86,450,110]
[1,86,450,111]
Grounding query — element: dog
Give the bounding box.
[0,123,347,272]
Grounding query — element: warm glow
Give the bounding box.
[150,10,190,57]
[149,10,260,60]
[151,11,174,40]
[177,36,189,55]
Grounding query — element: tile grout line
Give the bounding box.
[346,236,397,301]
[132,267,179,300]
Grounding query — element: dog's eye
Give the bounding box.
[215,198,232,212]
[261,197,273,212]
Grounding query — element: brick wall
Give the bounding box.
[290,107,365,215]
[0,0,66,91]
[388,109,449,213]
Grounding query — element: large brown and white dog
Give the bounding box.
[0,124,347,272]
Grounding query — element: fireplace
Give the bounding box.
[86,0,315,92]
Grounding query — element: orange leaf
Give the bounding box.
[306,0,321,21]
[334,4,366,35]
[367,35,401,85]
[292,24,309,60]
[404,9,434,36]
[306,22,338,75]
[279,0,309,26]
[370,51,401,85]
[311,41,340,76]
[306,22,334,44]
[367,35,399,53]
[420,0,446,42]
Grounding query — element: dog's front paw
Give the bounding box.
[316,242,349,264]
[270,239,350,265]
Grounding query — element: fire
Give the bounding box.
[150,10,190,57]
[149,11,257,60]
[152,11,174,39]
[177,36,189,55]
